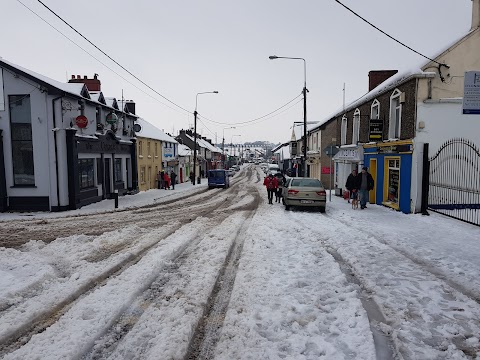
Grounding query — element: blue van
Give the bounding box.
[208,169,230,189]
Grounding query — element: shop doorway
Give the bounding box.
[369,159,377,204]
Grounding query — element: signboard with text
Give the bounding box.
[369,119,384,141]
[463,71,480,114]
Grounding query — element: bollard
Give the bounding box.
[197,176,201,184]
[114,190,119,209]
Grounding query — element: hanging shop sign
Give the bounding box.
[106,112,118,125]
[133,123,142,133]
[75,115,88,128]
[369,119,384,141]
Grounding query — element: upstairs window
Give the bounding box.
[9,95,34,186]
[389,89,402,139]
[341,116,347,145]
[139,141,143,156]
[371,99,380,120]
[353,109,360,144]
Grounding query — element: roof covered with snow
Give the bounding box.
[178,144,192,156]
[135,118,178,143]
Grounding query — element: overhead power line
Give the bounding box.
[199,92,303,126]
[15,0,188,115]
[334,0,445,66]
[16,0,308,131]
[35,0,192,114]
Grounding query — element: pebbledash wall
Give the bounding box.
[0,59,138,212]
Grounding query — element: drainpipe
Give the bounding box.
[52,94,64,210]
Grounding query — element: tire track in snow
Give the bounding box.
[0,173,253,357]
[185,188,260,360]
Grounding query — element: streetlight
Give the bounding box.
[222,126,236,168]
[193,91,218,185]
[269,55,308,177]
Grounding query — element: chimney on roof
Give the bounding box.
[472,0,480,30]
[368,70,398,91]
[68,74,101,91]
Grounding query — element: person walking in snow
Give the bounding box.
[263,173,278,205]
[345,169,358,203]
[170,170,177,190]
[164,172,170,190]
[159,170,165,190]
[355,166,374,209]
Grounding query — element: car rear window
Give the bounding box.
[209,171,224,178]
[291,179,323,187]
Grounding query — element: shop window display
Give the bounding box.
[387,159,400,204]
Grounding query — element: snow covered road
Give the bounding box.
[1,165,480,359]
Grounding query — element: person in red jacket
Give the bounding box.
[263,173,278,205]
[164,173,170,190]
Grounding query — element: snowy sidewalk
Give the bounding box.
[0,181,208,221]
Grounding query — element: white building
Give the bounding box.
[0,59,137,211]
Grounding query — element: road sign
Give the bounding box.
[463,71,480,114]
[324,145,339,157]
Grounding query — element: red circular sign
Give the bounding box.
[75,115,88,128]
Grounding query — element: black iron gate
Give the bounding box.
[427,138,480,226]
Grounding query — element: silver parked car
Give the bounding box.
[283,177,326,213]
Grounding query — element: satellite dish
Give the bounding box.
[133,123,142,133]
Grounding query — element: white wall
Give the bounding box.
[416,100,480,156]
[1,69,54,200]
[411,100,480,213]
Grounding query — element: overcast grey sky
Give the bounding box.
[1,0,473,143]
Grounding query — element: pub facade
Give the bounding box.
[0,58,137,212]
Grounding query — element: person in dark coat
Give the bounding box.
[345,169,358,203]
[189,172,194,184]
[355,166,374,209]
[159,170,165,189]
[170,170,177,190]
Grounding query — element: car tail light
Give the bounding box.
[316,191,326,196]
[288,189,299,194]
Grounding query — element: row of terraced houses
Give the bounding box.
[274,0,480,225]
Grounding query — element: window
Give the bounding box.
[386,158,400,205]
[115,158,122,182]
[341,116,347,145]
[139,141,143,156]
[78,159,95,189]
[96,158,102,184]
[389,90,402,139]
[155,143,158,157]
[371,99,380,119]
[140,166,145,183]
[353,109,360,144]
[9,95,34,185]
[148,167,152,186]
[147,142,151,156]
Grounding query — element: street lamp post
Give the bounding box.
[193,91,218,185]
[222,126,236,169]
[269,55,308,177]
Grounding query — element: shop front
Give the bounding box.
[333,145,363,196]
[363,140,413,213]
[76,130,136,207]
